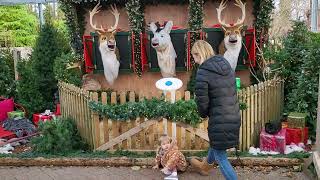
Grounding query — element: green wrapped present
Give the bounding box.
[236,77,241,90]
[7,111,25,119]
[287,112,307,128]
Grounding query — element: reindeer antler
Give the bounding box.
[90,1,106,33]
[216,0,229,27]
[216,0,246,27]
[233,0,246,27]
[107,4,120,32]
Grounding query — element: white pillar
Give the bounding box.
[38,3,44,28]
[311,0,318,32]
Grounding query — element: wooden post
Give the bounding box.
[90,92,100,149]
[238,90,243,151]
[12,49,20,80]
[246,86,251,150]
[101,92,108,145]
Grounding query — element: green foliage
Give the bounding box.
[188,0,203,31]
[187,63,199,96]
[54,53,82,87]
[16,60,45,117]
[187,0,203,94]
[45,4,71,54]
[16,24,64,116]
[59,2,83,57]
[0,49,16,98]
[89,98,202,126]
[0,5,38,47]
[0,148,310,159]
[31,117,87,154]
[126,0,144,76]
[264,22,320,141]
[253,0,274,46]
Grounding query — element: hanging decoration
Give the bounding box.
[59,1,84,60]
[126,0,144,76]
[253,0,274,48]
[186,0,203,94]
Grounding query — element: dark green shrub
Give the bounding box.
[264,21,320,141]
[54,52,82,87]
[31,117,88,154]
[0,49,15,98]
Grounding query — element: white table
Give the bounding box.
[155,78,183,138]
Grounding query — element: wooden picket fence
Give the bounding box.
[58,78,284,152]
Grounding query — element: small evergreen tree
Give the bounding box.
[0,5,38,47]
[16,60,45,116]
[17,23,63,116]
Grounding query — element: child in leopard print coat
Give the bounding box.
[152,135,188,175]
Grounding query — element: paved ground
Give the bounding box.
[0,166,310,180]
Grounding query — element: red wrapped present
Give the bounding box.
[260,128,286,154]
[285,127,308,145]
[55,104,61,116]
[33,113,55,126]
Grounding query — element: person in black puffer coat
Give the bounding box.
[190,40,240,180]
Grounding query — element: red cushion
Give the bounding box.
[0,126,15,139]
[0,98,14,121]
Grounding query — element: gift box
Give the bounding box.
[282,122,288,129]
[55,104,61,116]
[7,111,25,119]
[287,112,306,128]
[285,127,308,145]
[260,128,286,154]
[33,113,55,126]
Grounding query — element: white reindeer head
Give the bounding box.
[149,21,177,77]
[217,0,246,48]
[89,1,120,85]
[90,2,119,52]
[149,21,173,51]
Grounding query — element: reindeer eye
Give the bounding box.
[161,35,164,38]
[225,32,231,36]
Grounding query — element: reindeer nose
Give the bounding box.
[230,34,237,39]
[108,39,115,44]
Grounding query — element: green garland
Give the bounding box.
[59,1,83,59]
[253,0,274,47]
[126,0,144,76]
[89,97,248,126]
[89,98,202,126]
[187,0,203,94]
[188,0,203,31]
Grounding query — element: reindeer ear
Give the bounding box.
[164,21,173,34]
[149,22,157,33]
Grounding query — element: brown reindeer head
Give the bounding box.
[216,0,246,46]
[90,1,119,52]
